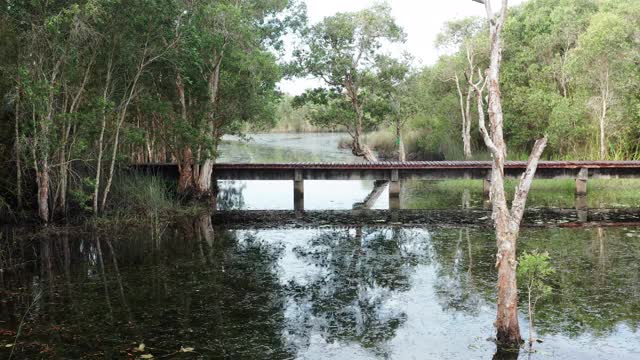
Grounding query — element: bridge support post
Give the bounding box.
[575,194,588,222]
[576,168,588,196]
[389,169,400,210]
[294,170,304,211]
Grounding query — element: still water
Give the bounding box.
[1,133,639,359]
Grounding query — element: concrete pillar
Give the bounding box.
[294,170,304,211]
[576,168,588,195]
[575,194,588,222]
[389,169,400,210]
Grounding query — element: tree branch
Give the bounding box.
[470,73,499,157]
[510,136,548,223]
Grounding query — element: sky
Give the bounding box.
[278,0,527,95]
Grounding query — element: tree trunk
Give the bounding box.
[178,148,195,194]
[396,121,406,162]
[184,50,226,201]
[175,71,198,196]
[455,74,472,160]
[351,108,378,162]
[14,86,22,209]
[528,288,534,347]
[471,0,548,348]
[346,80,378,163]
[195,159,214,200]
[599,70,609,160]
[57,123,72,215]
[464,83,473,159]
[495,228,521,345]
[94,58,112,214]
[36,162,50,222]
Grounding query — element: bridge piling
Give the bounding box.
[575,194,588,222]
[294,170,304,211]
[389,169,400,209]
[576,168,588,195]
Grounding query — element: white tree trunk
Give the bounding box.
[471,0,548,347]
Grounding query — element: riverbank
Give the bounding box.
[0,173,210,226]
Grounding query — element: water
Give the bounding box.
[216,133,640,211]
[1,133,639,359]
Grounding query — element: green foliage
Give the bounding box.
[69,177,96,213]
[271,96,322,133]
[293,2,406,135]
[0,0,304,218]
[400,0,640,160]
[518,251,555,299]
[518,250,555,344]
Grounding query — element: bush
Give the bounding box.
[517,250,555,347]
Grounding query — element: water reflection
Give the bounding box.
[218,178,640,212]
[1,222,639,359]
[215,133,640,211]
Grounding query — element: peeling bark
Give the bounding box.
[471,0,548,348]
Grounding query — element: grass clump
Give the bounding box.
[107,174,179,216]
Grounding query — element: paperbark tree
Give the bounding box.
[437,17,485,160]
[166,0,299,199]
[294,3,405,162]
[568,11,634,160]
[373,55,415,161]
[470,0,548,347]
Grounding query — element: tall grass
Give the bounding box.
[350,126,489,161]
[353,125,639,162]
[270,117,325,133]
[107,174,179,216]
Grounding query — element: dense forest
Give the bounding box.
[0,0,305,221]
[0,0,639,221]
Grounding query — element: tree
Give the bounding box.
[163,0,300,199]
[469,0,548,347]
[0,0,302,219]
[294,2,405,162]
[517,250,555,348]
[4,1,103,221]
[371,55,415,161]
[569,10,637,159]
[436,17,486,159]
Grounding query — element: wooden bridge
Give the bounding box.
[133,161,640,210]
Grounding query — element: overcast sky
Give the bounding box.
[278,0,527,95]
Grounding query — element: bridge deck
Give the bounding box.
[134,161,640,181]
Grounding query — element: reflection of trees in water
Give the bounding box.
[217,180,247,210]
[528,227,640,337]
[3,224,640,357]
[429,227,640,337]
[285,227,431,357]
[0,217,293,359]
[432,228,484,315]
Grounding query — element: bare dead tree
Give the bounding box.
[470,0,548,347]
